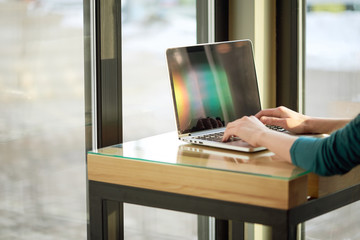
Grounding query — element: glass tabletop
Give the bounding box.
[88,132,309,180]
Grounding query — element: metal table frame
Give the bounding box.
[88,180,360,240]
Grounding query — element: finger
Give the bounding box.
[222,126,232,141]
[222,126,236,142]
[222,131,231,142]
[222,117,246,141]
[255,108,282,119]
[260,116,287,128]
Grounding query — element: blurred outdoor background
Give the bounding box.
[0,0,86,239]
[0,0,359,239]
[305,0,360,118]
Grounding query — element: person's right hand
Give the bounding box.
[255,106,311,134]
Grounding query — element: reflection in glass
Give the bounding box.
[167,40,261,134]
[89,131,307,180]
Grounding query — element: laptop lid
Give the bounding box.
[166,39,261,137]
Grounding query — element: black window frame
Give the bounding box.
[276,0,304,111]
[85,0,229,149]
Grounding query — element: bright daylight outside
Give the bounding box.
[122,0,196,142]
[0,0,85,239]
[1,0,360,239]
[305,0,360,118]
[0,0,198,239]
[304,1,360,239]
[122,1,199,239]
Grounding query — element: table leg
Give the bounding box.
[215,218,228,239]
[231,220,244,240]
[103,200,124,240]
[89,193,104,240]
[198,216,210,240]
[89,181,124,240]
[272,223,297,240]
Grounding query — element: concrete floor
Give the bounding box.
[1,1,360,240]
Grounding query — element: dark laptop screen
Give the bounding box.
[167,40,261,134]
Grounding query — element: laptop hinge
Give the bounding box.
[179,133,191,139]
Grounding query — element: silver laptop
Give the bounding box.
[166,39,269,152]
[178,144,273,163]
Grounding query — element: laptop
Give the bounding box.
[166,39,274,152]
[178,144,273,163]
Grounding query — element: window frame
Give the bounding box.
[275,0,305,112]
[84,1,229,237]
[84,0,304,151]
[85,0,229,149]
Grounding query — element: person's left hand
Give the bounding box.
[222,116,270,146]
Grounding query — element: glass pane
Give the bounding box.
[89,132,308,180]
[306,201,360,239]
[121,2,197,239]
[304,3,360,238]
[0,1,86,239]
[125,203,197,240]
[305,1,360,118]
[122,0,197,141]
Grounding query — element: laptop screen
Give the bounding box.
[167,40,261,135]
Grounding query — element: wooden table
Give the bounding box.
[87,132,360,240]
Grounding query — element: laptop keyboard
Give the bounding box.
[194,132,239,142]
[266,125,286,132]
[193,125,285,143]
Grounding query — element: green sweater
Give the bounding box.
[290,114,360,176]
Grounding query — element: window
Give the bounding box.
[88,1,230,239]
[305,1,360,117]
[0,1,86,238]
[304,2,360,239]
[121,2,199,239]
[122,0,197,141]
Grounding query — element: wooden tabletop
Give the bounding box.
[87,132,360,210]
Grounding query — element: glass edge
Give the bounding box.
[87,151,310,181]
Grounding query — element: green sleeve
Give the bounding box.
[290,115,360,176]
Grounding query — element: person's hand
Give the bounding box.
[222,116,270,146]
[255,106,310,134]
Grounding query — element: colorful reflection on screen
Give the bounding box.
[168,40,261,134]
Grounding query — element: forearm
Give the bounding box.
[291,115,360,176]
[305,117,351,134]
[256,130,298,163]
